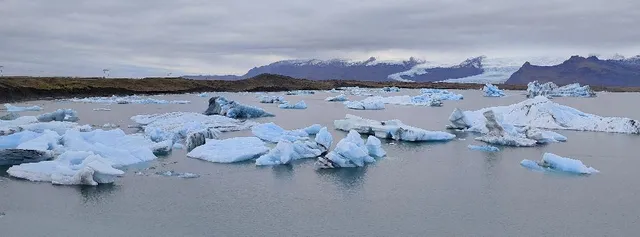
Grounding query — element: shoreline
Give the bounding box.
[2,74,639,103]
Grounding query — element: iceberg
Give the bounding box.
[468,145,500,152]
[155,170,200,178]
[204,96,274,119]
[1,112,20,121]
[521,153,599,174]
[67,95,190,104]
[285,90,315,95]
[325,94,348,102]
[381,87,401,92]
[355,94,445,107]
[366,136,386,158]
[259,95,286,104]
[256,127,333,166]
[198,92,209,97]
[446,96,639,134]
[419,89,464,100]
[474,110,538,147]
[93,108,111,111]
[36,109,79,122]
[527,81,596,98]
[131,112,255,145]
[342,87,374,96]
[482,83,505,97]
[344,100,385,110]
[251,123,321,143]
[334,114,456,141]
[278,100,308,109]
[4,104,42,112]
[187,137,269,163]
[185,128,221,151]
[314,130,385,169]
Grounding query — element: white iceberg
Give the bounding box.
[67,95,190,104]
[521,153,599,174]
[4,104,42,112]
[36,109,79,122]
[527,81,596,98]
[342,87,374,96]
[205,96,274,119]
[314,130,385,169]
[325,94,348,102]
[187,137,269,163]
[259,95,286,104]
[251,123,321,143]
[355,94,445,107]
[419,89,464,100]
[279,100,308,109]
[334,114,456,142]
[482,83,505,97]
[447,96,639,134]
[366,136,386,158]
[344,100,385,110]
[468,145,500,152]
[256,127,333,166]
[131,112,256,144]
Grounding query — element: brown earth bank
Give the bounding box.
[1,74,639,103]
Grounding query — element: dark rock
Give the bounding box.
[0,149,54,166]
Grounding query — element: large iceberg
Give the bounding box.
[251,123,321,143]
[187,137,269,163]
[447,96,639,134]
[4,104,43,112]
[527,81,596,98]
[36,109,79,122]
[259,95,286,104]
[255,127,333,166]
[67,95,190,104]
[204,96,274,119]
[325,94,348,102]
[131,112,256,146]
[344,100,385,110]
[521,153,599,174]
[334,114,456,141]
[314,130,385,169]
[278,101,308,109]
[482,83,505,97]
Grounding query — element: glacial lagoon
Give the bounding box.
[2,89,640,236]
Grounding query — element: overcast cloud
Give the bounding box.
[1,0,639,77]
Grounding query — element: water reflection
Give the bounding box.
[316,167,368,192]
[271,164,294,180]
[77,184,119,204]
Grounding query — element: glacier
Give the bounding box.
[186,137,269,163]
[440,56,566,84]
[482,83,505,97]
[344,100,385,110]
[278,100,308,109]
[251,123,321,143]
[4,104,43,112]
[255,127,333,166]
[325,94,348,102]
[314,130,385,169]
[67,95,190,104]
[527,81,596,98]
[521,153,599,175]
[447,96,639,134]
[204,96,274,119]
[259,95,286,104]
[334,114,456,141]
[468,145,500,152]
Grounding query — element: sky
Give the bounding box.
[1,0,639,77]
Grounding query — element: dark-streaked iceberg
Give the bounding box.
[334,114,456,141]
[314,130,386,169]
[526,81,596,98]
[205,96,274,119]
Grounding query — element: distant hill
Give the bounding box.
[184,56,485,82]
[505,55,640,86]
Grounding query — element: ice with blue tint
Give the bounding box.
[325,94,348,102]
[482,83,506,97]
[419,89,464,100]
[186,137,269,163]
[521,153,599,174]
[36,109,79,122]
[251,123,321,143]
[278,101,307,109]
[366,136,386,158]
[4,104,43,112]
[344,100,385,110]
[259,95,286,104]
[285,90,315,95]
[198,93,209,97]
[67,95,190,104]
[334,114,456,142]
[527,81,596,98]
[256,127,333,166]
[381,87,400,92]
[314,130,385,168]
[206,96,274,119]
[0,131,43,149]
[468,145,500,152]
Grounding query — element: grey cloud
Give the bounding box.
[0,0,638,76]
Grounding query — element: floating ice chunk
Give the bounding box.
[419,89,464,100]
[259,95,286,104]
[156,170,200,178]
[150,139,173,156]
[36,109,79,122]
[4,104,42,112]
[325,94,348,102]
[7,152,125,185]
[521,153,599,174]
[93,108,111,111]
[0,131,42,149]
[286,90,315,95]
[366,136,386,158]
[329,88,340,93]
[483,83,505,97]
[187,137,269,163]
[67,95,190,104]
[204,96,274,119]
[314,127,333,149]
[524,127,567,143]
[16,130,60,151]
[468,145,500,152]
[474,110,538,147]
[251,123,321,143]
[381,87,400,92]
[185,128,220,151]
[279,100,307,109]
[334,114,456,142]
[131,112,255,143]
[198,92,209,97]
[446,96,639,134]
[314,130,380,169]
[0,112,20,121]
[255,137,329,166]
[101,123,118,129]
[61,129,158,166]
[527,81,596,98]
[344,100,385,110]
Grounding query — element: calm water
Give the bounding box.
[1,90,640,237]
